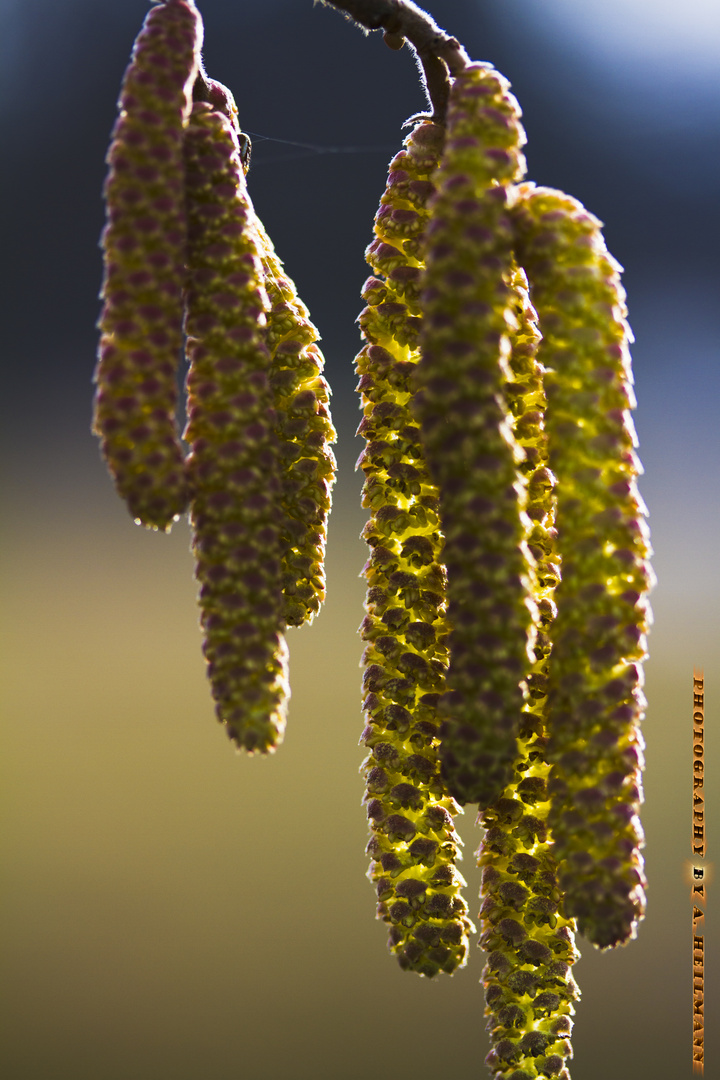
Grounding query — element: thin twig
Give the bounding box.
[318,0,471,124]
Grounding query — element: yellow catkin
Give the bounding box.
[254,219,337,627]
[357,120,474,977]
[416,62,534,810]
[188,74,336,628]
[478,269,579,1080]
[511,183,653,949]
[183,102,289,752]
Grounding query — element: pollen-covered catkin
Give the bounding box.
[479,733,580,1080]
[511,183,653,948]
[183,101,289,752]
[93,0,202,530]
[356,120,474,977]
[416,62,535,810]
[254,218,337,627]
[478,269,579,1080]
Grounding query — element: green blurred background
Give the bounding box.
[1,1,718,1077]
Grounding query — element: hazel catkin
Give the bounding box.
[183,101,289,753]
[93,0,202,530]
[477,267,579,1080]
[254,218,337,628]
[511,183,653,949]
[416,62,535,810]
[357,120,474,977]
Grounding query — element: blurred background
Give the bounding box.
[1,1,718,1077]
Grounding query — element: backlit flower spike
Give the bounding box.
[479,742,580,1080]
[93,0,202,530]
[511,183,654,948]
[505,266,560,674]
[253,216,337,628]
[183,100,289,753]
[356,120,474,977]
[478,269,580,1080]
[415,62,536,810]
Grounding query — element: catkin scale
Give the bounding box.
[93,0,202,530]
[183,102,289,752]
[357,121,474,977]
[416,63,535,810]
[511,184,653,949]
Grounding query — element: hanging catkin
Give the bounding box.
[478,269,580,1080]
[357,120,474,977]
[254,218,337,628]
[416,62,535,810]
[480,763,580,1080]
[93,0,201,530]
[511,183,653,948]
[183,100,289,752]
[191,73,337,629]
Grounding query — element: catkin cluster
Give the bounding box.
[94,4,653,1078]
[93,0,335,751]
[355,49,651,1080]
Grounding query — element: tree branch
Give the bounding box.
[318,0,471,124]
